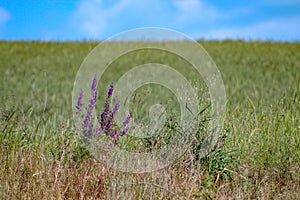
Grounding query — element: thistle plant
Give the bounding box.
[75,77,132,146]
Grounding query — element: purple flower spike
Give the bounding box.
[120,127,129,137]
[105,120,112,134]
[75,80,134,146]
[120,113,132,136]
[108,83,114,97]
[82,77,98,136]
[90,78,98,111]
[112,101,120,118]
[100,101,110,127]
[110,130,117,138]
[83,111,91,129]
[123,112,132,126]
[92,77,98,92]
[90,90,98,110]
[76,92,84,114]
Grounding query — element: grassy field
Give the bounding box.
[0,41,299,199]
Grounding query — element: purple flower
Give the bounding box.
[123,112,132,126]
[100,84,116,128]
[111,101,120,118]
[105,120,111,134]
[120,113,132,136]
[108,83,114,97]
[92,77,97,92]
[76,92,84,114]
[100,101,110,127]
[82,77,98,136]
[90,78,98,110]
[83,111,91,129]
[110,130,117,138]
[103,101,120,134]
[90,90,98,110]
[120,127,129,136]
[76,81,134,145]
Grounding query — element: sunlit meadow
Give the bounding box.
[0,41,299,199]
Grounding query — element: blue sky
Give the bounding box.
[0,0,300,41]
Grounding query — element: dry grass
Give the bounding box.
[1,150,107,199]
[1,149,298,199]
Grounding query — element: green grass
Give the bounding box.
[0,40,299,199]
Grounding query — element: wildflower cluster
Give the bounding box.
[76,77,132,146]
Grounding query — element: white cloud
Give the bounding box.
[65,0,300,42]
[199,16,300,41]
[69,0,227,40]
[174,0,203,12]
[173,0,221,23]
[0,7,11,25]
[70,0,129,38]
